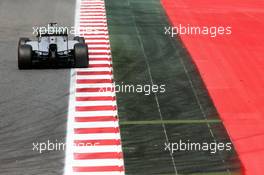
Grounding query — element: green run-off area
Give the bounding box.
[105,0,242,174]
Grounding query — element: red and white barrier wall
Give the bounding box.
[64,0,125,174]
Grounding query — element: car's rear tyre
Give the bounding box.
[19,38,30,46]
[18,45,32,69]
[74,43,88,68]
[74,36,85,44]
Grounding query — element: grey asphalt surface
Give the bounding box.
[0,0,75,174]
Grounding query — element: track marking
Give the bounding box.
[64,0,125,174]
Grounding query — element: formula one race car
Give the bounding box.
[18,23,88,69]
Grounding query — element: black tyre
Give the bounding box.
[18,45,32,69]
[74,36,85,44]
[74,43,88,68]
[18,37,30,46]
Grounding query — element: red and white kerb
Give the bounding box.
[64,0,125,174]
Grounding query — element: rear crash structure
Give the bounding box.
[18,23,89,69]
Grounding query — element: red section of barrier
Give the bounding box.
[161,0,264,174]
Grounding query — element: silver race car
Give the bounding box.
[18,23,88,69]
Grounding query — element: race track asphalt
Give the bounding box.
[0,0,75,174]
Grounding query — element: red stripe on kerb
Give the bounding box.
[77,71,112,75]
[76,96,115,101]
[79,29,107,32]
[80,7,105,9]
[88,47,110,52]
[81,3,104,5]
[86,39,109,42]
[76,105,117,111]
[88,47,110,51]
[80,14,106,17]
[76,87,114,92]
[89,51,110,54]
[76,87,104,92]
[89,58,111,61]
[74,152,123,159]
[80,13,105,15]
[89,64,112,68]
[86,37,108,40]
[86,42,109,45]
[87,65,112,68]
[80,24,107,27]
[81,2,104,4]
[73,166,124,172]
[75,116,117,122]
[85,37,109,40]
[76,79,112,84]
[80,8,105,10]
[80,18,107,20]
[85,36,109,38]
[80,11,105,13]
[74,127,120,134]
[80,20,106,23]
[80,4,104,6]
[74,139,121,146]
